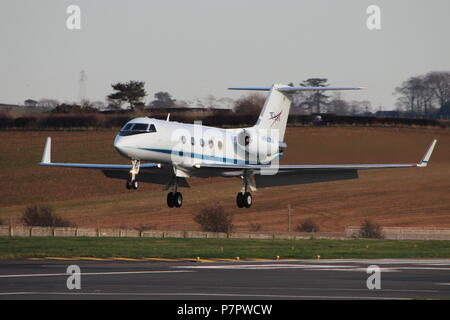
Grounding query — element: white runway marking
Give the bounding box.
[173,259,450,273]
[0,270,194,279]
[0,291,409,300]
[176,264,356,269]
[174,264,401,272]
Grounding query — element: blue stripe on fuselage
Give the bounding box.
[138,147,280,165]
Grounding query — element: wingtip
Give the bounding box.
[418,139,437,167]
[40,136,51,164]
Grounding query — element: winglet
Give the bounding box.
[41,137,51,164]
[417,139,437,167]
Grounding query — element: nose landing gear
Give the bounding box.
[126,160,140,190]
[126,179,139,190]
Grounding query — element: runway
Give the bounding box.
[0,258,449,300]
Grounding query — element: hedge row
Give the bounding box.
[0,112,447,129]
[0,114,134,129]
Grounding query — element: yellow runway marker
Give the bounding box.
[244,258,270,261]
[141,258,180,262]
[111,257,145,262]
[77,257,112,261]
[212,258,239,262]
[196,259,214,263]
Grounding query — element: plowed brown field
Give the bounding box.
[0,126,449,232]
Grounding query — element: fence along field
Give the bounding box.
[0,126,449,232]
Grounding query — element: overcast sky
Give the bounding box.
[0,0,449,109]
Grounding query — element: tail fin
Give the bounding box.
[253,85,292,141]
[229,84,364,141]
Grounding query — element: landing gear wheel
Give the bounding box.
[236,193,244,208]
[126,180,138,190]
[174,192,183,208]
[243,192,252,208]
[167,192,175,208]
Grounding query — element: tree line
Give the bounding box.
[394,71,450,118]
[9,71,450,120]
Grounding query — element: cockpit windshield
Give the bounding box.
[119,123,157,136]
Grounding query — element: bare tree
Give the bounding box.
[395,76,426,115]
[425,71,450,108]
[203,94,220,109]
[148,91,176,108]
[395,71,450,117]
[328,98,349,115]
[38,99,59,109]
[233,93,265,115]
[91,101,106,110]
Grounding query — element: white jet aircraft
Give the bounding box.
[40,84,437,208]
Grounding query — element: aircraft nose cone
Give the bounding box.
[114,135,122,148]
[114,135,128,157]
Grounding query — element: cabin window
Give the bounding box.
[208,139,214,148]
[191,137,195,145]
[181,136,186,144]
[217,141,223,150]
[200,138,205,147]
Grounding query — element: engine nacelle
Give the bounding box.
[235,129,281,159]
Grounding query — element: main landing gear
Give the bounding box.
[236,192,252,208]
[166,176,183,208]
[167,191,183,208]
[236,176,252,208]
[126,159,140,190]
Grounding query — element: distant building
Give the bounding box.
[24,99,38,107]
[0,103,21,109]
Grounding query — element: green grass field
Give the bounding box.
[1,237,449,260]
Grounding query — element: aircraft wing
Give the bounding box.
[192,139,437,188]
[38,137,190,186]
[39,137,160,170]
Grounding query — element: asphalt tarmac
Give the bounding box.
[0,258,449,300]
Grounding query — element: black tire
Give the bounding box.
[243,192,252,208]
[126,180,132,190]
[131,180,138,190]
[167,192,175,208]
[174,192,183,208]
[236,193,244,208]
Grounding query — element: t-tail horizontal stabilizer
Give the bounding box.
[228,86,364,92]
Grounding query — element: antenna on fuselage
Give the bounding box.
[166,113,170,121]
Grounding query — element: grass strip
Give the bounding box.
[1,237,450,260]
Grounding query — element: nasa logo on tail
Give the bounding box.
[269,111,282,126]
